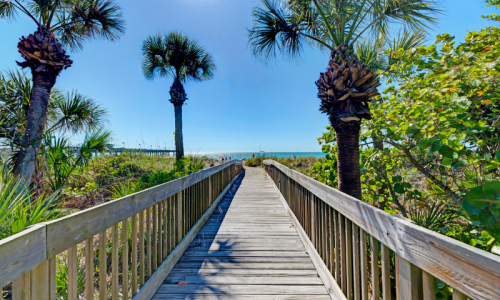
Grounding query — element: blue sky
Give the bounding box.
[0,0,497,152]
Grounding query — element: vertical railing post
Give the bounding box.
[397,255,423,300]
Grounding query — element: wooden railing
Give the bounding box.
[0,160,242,300]
[264,160,500,300]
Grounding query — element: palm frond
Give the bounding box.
[141,31,216,83]
[52,0,125,51]
[0,0,17,20]
[248,0,309,61]
[46,90,108,134]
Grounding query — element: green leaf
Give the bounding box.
[451,158,468,170]
[466,187,490,209]
[495,150,500,160]
[392,175,402,183]
[442,158,452,165]
[429,140,443,153]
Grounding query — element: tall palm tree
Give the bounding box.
[248,0,440,199]
[141,31,216,160]
[0,0,125,182]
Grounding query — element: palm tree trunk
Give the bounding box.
[174,104,184,160]
[13,72,56,182]
[333,119,362,199]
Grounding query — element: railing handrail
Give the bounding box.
[264,159,500,300]
[0,160,242,288]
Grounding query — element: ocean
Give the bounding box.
[193,152,325,160]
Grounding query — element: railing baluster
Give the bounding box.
[381,244,391,300]
[353,223,360,300]
[68,245,78,300]
[122,218,129,300]
[397,254,423,300]
[422,271,436,300]
[31,259,49,300]
[12,272,31,300]
[340,214,347,294]
[139,211,145,287]
[163,200,168,261]
[371,236,380,300]
[152,204,158,271]
[112,224,119,300]
[146,207,152,278]
[131,214,138,296]
[360,229,368,300]
[335,210,341,282]
[85,237,94,300]
[346,218,353,299]
[49,256,56,300]
[99,230,107,300]
[329,206,334,275]
[158,202,163,265]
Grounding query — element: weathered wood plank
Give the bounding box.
[156,284,328,295]
[0,224,46,287]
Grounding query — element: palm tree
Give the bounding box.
[141,31,216,160]
[0,0,125,182]
[248,0,440,199]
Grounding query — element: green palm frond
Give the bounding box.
[52,0,126,51]
[0,0,17,21]
[46,90,108,134]
[141,31,216,83]
[248,0,442,61]
[1,0,125,51]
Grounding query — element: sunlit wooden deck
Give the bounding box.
[153,168,331,299]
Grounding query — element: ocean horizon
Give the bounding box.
[188,152,325,160]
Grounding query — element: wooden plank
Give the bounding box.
[169,269,321,276]
[346,218,353,299]
[423,271,436,300]
[122,218,129,300]
[264,160,500,300]
[370,236,380,300]
[31,260,49,300]
[12,271,30,300]
[155,284,328,294]
[131,214,138,296]
[153,204,158,272]
[0,223,46,287]
[340,214,347,294]
[85,237,94,300]
[146,207,152,278]
[139,211,145,287]
[360,230,368,300]
[99,230,107,300]
[45,161,239,258]
[397,255,423,300]
[49,256,56,300]
[163,200,168,261]
[158,201,163,265]
[335,210,340,282]
[135,172,241,300]
[152,295,330,300]
[381,244,391,300]
[353,223,360,300]
[68,245,78,300]
[112,224,119,300]
[164,274,324,285]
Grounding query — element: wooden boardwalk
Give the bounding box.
[153,167,331,299]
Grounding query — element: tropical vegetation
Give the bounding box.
[141,31,216,160]
[0,0,125,183]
